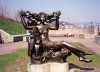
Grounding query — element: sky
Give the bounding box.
[1,0,100,23]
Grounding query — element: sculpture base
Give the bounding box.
[28,62,69,72]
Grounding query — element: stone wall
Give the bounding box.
[49,28,95,38]
[0,29,29,42]
[0,29,13,42]
[49,28,93,35]
[0,27,97,42]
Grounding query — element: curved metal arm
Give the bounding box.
[48,11,61,30]
[49,17,59,30]
[20,14,34,30]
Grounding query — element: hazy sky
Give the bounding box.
[1,0,100,23]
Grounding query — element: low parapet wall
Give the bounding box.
[0,29,96,43]
[12,34,29,42]
[0,29,13,42]
[0,29,29,43]
[49,28,94,35]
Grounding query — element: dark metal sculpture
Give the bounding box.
[0,33,4,44]
[98,27,100,36]
[20,11,93,64]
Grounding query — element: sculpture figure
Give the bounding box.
[20,11,93,64]
[0,33,4,44]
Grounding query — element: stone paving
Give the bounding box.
[0,41,27,55]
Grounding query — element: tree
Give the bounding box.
[0,0,10,29]
[13,10,22,34]
[13,10,21,23]
[0,0,9,18]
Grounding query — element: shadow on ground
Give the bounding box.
[69,63,94,71]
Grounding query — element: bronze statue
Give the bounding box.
[20,11,93,64]
[0,33,4,44]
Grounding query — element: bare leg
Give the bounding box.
[43,40,92,63]
[62,42,93,55]
[28,38,34,56]
[62,42,92,62]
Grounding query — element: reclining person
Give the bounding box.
[34,11,93,63]
[20,11,93,63]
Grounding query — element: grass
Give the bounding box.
[0,18,26,35]
[0,48,28,69]
[71,42,92,52]
[74,70,87,72]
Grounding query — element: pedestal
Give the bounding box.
[28,62,69,72]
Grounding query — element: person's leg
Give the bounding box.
[72,51,92,62]
[28,38,35,56]
[43,40,92,63]
[62,41,92,62]
[62,42,93,55]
